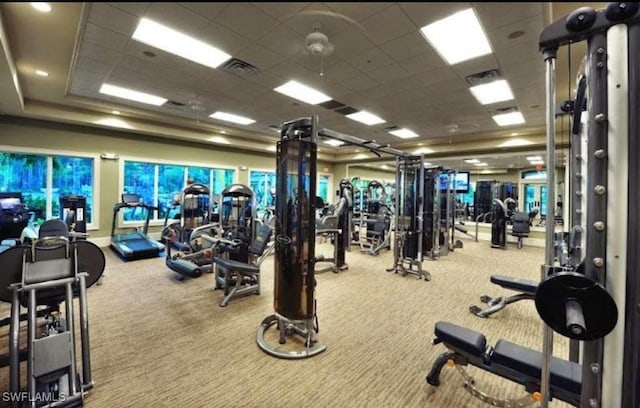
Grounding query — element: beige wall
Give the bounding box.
[0,116,333,239]
[346,165,396,183]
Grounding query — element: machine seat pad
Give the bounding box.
[434,322,487,357]
[212,257,259,275]
[490,275,538,294]
[493,339,581,396]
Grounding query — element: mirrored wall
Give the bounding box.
[345,149,569,229]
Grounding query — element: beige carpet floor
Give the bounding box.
[0,236,573,408]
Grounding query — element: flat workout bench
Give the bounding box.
[469,275,539,318]
[427,321,581,406]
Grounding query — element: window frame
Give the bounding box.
[0,145,101,230]
[118,155,237,228]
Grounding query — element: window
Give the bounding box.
[250,170,333,216]
[122,158,235,224]
[0,150,98,227]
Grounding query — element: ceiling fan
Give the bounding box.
[304,24,334,76]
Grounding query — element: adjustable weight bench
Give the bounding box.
[469,275,539,318]
[426,321,581,407]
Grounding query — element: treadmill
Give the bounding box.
[110,193,165,261]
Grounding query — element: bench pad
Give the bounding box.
[434,321,487,357]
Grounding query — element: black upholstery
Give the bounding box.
[211,258,259,274]
[512,211,531,236]
[493,339,582,396]
[434,321,487,357]
[429,321,582,406]
[490,275,539,294]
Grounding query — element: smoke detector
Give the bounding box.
[446,124,460,133]
[305,24,334,57]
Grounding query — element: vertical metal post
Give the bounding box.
[28,289,36,408]
[540,48,557,408]
[603,23,628,408]
[65,282,78,395]
[623,22,640,408]
[78,274,93,388]
[9,288,20,405]
[417,157,425,263]
[582,32,608,407]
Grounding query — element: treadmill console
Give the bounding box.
[121,193,141,206]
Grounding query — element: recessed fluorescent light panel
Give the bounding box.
[530,160,545,165]
[464,159,480,164]
[132,18,231,69]
[274,80,331,105]
[526,156,543,161]
[420,8,492,65]
[35,69,49,77]
[324,139,344,147]
[469,79,514,105]
[346,111,385,126]
[31,2,51,12]
[99,84,167,106]
[209,111,255,125]
[492,111,525,126]
[474,162,488,167]
[389,128,419,139]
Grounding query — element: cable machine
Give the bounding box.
[257,115,410,359]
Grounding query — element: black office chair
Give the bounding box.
[511,211,532,249]
[212,223,273,307]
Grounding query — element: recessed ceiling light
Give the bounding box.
[469,79,514,105]
[35,69,49,77]
[492,111,525,126]
[274,80,332,105]
[474,162,488,167]
[526,156,543,161]
[324,139,344,147]
[99,83,167,106]
[464,159,480,164]
[424,162,432,166]
[420,8,492,65]
[132,17,231,69]
[389,128,419,139]
[346,110,385,126]
[266,145,277,152]
[111,110,121,115]
[209,111,255,125]
[530,160,545,165]
[31,2,51,12]
[511,132,519,136]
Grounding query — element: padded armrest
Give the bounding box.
[490,275,539,294]
[434,322,487,357]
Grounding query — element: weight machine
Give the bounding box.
[426,4,639,407]
[257,115,410,359]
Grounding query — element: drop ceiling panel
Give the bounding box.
[379,31,431,62]
[76,42,121,66]
[399,51,448,76]
[108,2,150,16]
[398,2,472,28]
[199,21,254,55]
[359,5,417,46]
[235,44,285,71]
[488,14,545,52]
[144,3,211,37]
[326,26,376,60]
[346,47,394,73]
[324,2,394,23]
[253,3,310,21]
[86,3,139,36]
[257,24,307,57]
[474,2,542,31]
[214,3,279,41]
[180,3,229,21]
[82,23,130,51]
[365,63,410,85]
[286,4,351,36]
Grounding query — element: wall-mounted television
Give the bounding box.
[439,172,470,194]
